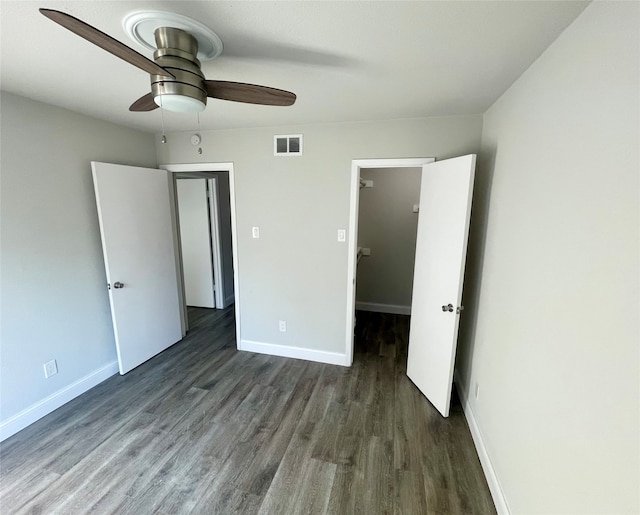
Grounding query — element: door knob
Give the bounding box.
[113,281,124,289]
[442,303,454,312]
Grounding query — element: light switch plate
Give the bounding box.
[252,227,260,239]
[337,229,346,242]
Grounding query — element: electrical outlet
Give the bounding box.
[44,359,58,378]
[252,227,260,239]
[474,382,480,400]
[279,320,287,332]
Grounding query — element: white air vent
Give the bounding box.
[274,134,303,156]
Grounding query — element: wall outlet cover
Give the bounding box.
[44,360,58,378]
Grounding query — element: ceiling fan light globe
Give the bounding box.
[154,94,205,113]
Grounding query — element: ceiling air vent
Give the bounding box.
[274,134,303,156]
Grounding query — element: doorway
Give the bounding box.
[347,155,476,417]
[174,174,234,313]
[355,166,422,315]
[161,163,241,341]
[346,158,434,364]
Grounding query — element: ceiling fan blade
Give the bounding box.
[205,81,296,106]
[39,9,174,78]
[129,93,158,112]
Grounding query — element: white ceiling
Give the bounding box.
[0,1,588,133]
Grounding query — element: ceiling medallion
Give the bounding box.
[123,10,223,61]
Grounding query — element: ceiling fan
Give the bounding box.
[39,8,297,113]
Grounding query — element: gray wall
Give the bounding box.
[356,167,421,310]
[456,2,639,513]
[0,92,157,427]
[157,116,482,355]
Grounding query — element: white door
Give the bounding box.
[407,154,476,417]
[176,178,216,308]
[92,162,183,374]
[207,178,226,309]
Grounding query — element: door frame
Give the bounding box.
[161,162,241,349]
[175,176,218,309]
[346,157,435,365]
[206,177,225,309]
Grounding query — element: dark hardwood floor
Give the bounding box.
[0,308,496,514]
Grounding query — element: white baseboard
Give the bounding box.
[355,302,411,315]
[0,360,119,442]
[240,339,349,367]
[454,375,510,515]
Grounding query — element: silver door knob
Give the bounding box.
[113,281,124,289]
[456,306,465,314]
[442,303,454,312]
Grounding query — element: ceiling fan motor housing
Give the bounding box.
[151,27,207,112]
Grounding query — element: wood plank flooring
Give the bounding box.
[0,308,496,514]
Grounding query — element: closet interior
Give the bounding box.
[355,167,422,317]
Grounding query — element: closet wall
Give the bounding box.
[356,167,422,314]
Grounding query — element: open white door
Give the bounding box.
[92,162,183,375]
[407,154,476,417]
[176,178,216,308]
[207,178,226,309]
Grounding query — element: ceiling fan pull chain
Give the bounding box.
[196,112,203,154]
[160,95,167,143]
